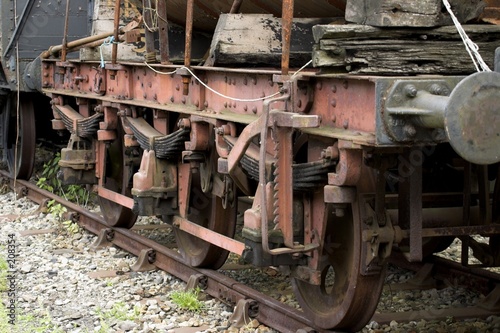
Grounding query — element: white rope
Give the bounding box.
[291,59,313,79]
[143,0,168,32]
[14,43,20,190]
[144,61,177,75]
[99,36,115,68]
[14,0,19,189]
[442,0,491,72]
[180,66,282,102]
[143,60,314,103]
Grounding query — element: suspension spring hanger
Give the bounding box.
[181,0,195,95]
[281,0,294,76]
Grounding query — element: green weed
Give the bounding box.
[36,153,93,207]
[170,288,205,312]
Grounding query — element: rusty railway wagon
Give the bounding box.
[2,0,500,331]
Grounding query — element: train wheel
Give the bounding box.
[174,161,237,269]
[1,94,36,179]
[292,199,386,331]
[98,124,137,228]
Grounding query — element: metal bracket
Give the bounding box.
[383,78,454,143]
[185,273,208,291]
[228,299,259,328]
[131,248,156,272]
[90,228,114,249]
[14,186,28,199]
[327,141,362,186]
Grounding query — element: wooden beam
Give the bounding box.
[345,0,485,27]
[313,24,500,74]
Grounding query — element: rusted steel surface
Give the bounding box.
[41,61,381,145]
[399,148,423,262]
[112,0,121,64]
[97,186,135,209]
[184,0,194,69]
[275,126,294,248]
[172,216,246,255]
[229,0,244,13]
[61,0,71,62]
[281,0,294,75]
[157,0,170,64]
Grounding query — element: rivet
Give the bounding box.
[404,85,418,98]
[252,107,257,114]
[331,99,337,108]
[343,120,349,129]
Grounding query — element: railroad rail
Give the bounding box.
[3,169,500,332]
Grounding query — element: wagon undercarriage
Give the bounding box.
[1,0,500,330]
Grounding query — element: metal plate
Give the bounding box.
[445,71,500,165]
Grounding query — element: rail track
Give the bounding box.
[3,169,500,333]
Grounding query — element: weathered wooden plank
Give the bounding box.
[313,23,500,42]
[205,14,334,67]
[313,24,500,74]
[345,0,485,27]
[481,0,500,24]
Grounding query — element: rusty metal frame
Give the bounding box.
[173,216,246,255]
[112,0,121,64]
[328,140,362,186]
[398,148,423,262]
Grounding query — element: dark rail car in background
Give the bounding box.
[1,0,500,331]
